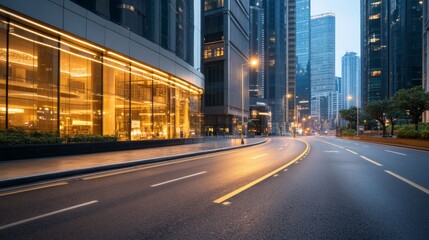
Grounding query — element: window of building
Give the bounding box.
[8,22,59,132]
[204,0,224,11]
[0,19,6,129]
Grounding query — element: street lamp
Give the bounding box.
[347,95,359,136]
[241,58,259,144]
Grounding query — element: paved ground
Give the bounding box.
[0,137,265,181]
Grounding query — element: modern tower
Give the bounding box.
[295,0,311,125]
[286,0,296,131]
[0,0,203,140]
[203,0,251,136]
[310,13,335,127]
[342,52,361,109]
[424,0,429,123]
[361,0,422,106]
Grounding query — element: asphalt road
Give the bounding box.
[0,136,428,239]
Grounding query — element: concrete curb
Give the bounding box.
[0,139,268,188]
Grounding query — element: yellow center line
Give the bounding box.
[213,139,310,204]
[0,182,68,197]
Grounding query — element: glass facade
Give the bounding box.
[295,0,311,122]
[71,0,201,69]
[361,0,422,105]
[0,16,202,139]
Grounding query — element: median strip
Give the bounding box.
[213,139,310,204]
[0,200,98,230]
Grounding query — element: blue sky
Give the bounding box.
[311,0,360,77]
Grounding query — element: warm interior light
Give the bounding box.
[250,58,259,67]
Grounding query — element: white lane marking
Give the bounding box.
[273,174,279,177]
[323,150,339,153]
[251,154,268,160]
[385,150,407,156]
[222,201,231,206]
[354,143,360,146]
[345,149,358,155]
[318,140,345,149]
[363,145,369,148]
[150,171,207,187]
[278,147,284,150]
[0,200,98,230]
[385,170,429,195]
[283,169,288,172]
[284,143,289,147]
[360,156,383,167]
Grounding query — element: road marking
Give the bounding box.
[278,147,284,150]
[82,151,233,180]
[273,174,279,177]
[363,145,369,148]
[385,170,429,195]
[385,150,407,156]
[283,169,288,172]
[150,171,207,187]
[0,200,98,230]
[323,150,339,153]
[284,143,289,147]
[360,156,383,167]
[213,139,310,204]
[317,140,345,149]
[345,149,358,155]
[0,182,68,197]
[251,154,268,160]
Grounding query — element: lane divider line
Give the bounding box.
[150,171,207,187]
[82,151,234,180]
[278,147,284,150]
[251,154,269,160]
[213,139,310,204]
[0,200,98,230]
[360,156,383,167]
[0,182,68,197]
[384,150,407,156]
[384,170,429,195]
[345,149,358,155]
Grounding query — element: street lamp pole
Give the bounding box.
[356,95,359,136]
[241,58,259,144]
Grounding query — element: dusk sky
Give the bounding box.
[311,0,361,77]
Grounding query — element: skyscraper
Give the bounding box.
[342,52,361,109]
[203,0,251,136]
[295,0,311,125]
[424,0,429,123]
[264,0,288,135]
[361,0,422,106]
[286,0,296,131]
[310,13,335,128]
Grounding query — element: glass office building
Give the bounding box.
[361,0,422,105]
[295,0,311,123]
[0,1,203,140]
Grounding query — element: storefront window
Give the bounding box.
[8,22,59,132]
[60,41,102,136]
[0,19,6,129]
[103,57,130,140]
[153,75,169,139]
[190,92,201,137]
[130,67,152,140]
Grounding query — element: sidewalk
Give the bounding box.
[0,137,267,187]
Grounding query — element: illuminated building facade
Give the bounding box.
[0,1,203,140]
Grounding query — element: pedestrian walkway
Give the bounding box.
[0,137,266,186]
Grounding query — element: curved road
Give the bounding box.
[0,136,428,239]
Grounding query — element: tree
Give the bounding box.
[392,86,429,131]
[364,100,388,136]
[385,100,406,136]
[339,107,361,130]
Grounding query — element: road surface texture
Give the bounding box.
[0,136,428,239]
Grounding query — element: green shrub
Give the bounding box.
[421,130,429,139]
[397,129,420,139]
[0,128,117,145]
[340,129,356,136]
[66,134,117,143]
